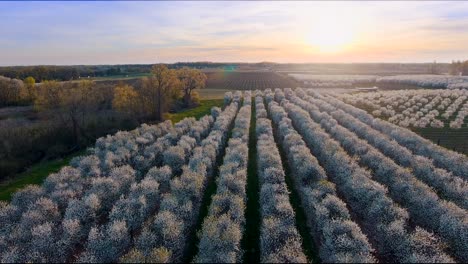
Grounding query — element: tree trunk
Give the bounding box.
[184,91,191,107]
[156,85,162,121]
[71,117,79,146]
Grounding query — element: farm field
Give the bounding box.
[205,71,300,90]
[1,88,467,263]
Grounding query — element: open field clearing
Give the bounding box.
[0,88,467,263]
[198,88,230,99]
[166,99,223,123]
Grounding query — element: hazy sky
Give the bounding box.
[1,1,468,65]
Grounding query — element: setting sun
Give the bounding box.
[306,24,355,53]
[303,7,358,53]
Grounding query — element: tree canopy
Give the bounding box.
[112,64,206,121]
[178,67,207,107]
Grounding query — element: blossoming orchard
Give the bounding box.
[1,88,467,263]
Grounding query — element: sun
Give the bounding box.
[304,13,357,53]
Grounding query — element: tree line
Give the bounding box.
[449,60,468,75]
[0,65,149,82]
[0,62,232,82]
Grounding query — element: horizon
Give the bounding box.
[0,61,457,68]
[1,1,468,65]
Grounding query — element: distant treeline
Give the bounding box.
[0,63,238,82]
[1,61,467,82]
[0,65,144,82]
[449,60,468,75]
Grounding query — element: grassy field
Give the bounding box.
[199,88,231,99]
[166,99,224,123]
[0,149,87,201]
[86,73,152,81]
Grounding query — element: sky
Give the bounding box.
[1,1,468,65]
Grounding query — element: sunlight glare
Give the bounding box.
[304,6,359,53]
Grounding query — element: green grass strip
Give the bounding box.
[166,99,224,123]
[241,98,261,263]
[0,149,87,201]
[266,97,320,263]
[274,132,321,263]
[185,101,240,262]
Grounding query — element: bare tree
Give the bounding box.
[35,80,98,145]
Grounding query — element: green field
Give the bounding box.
[86,73,152,81]
[166,99,224,123]
[199,88,231,99]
